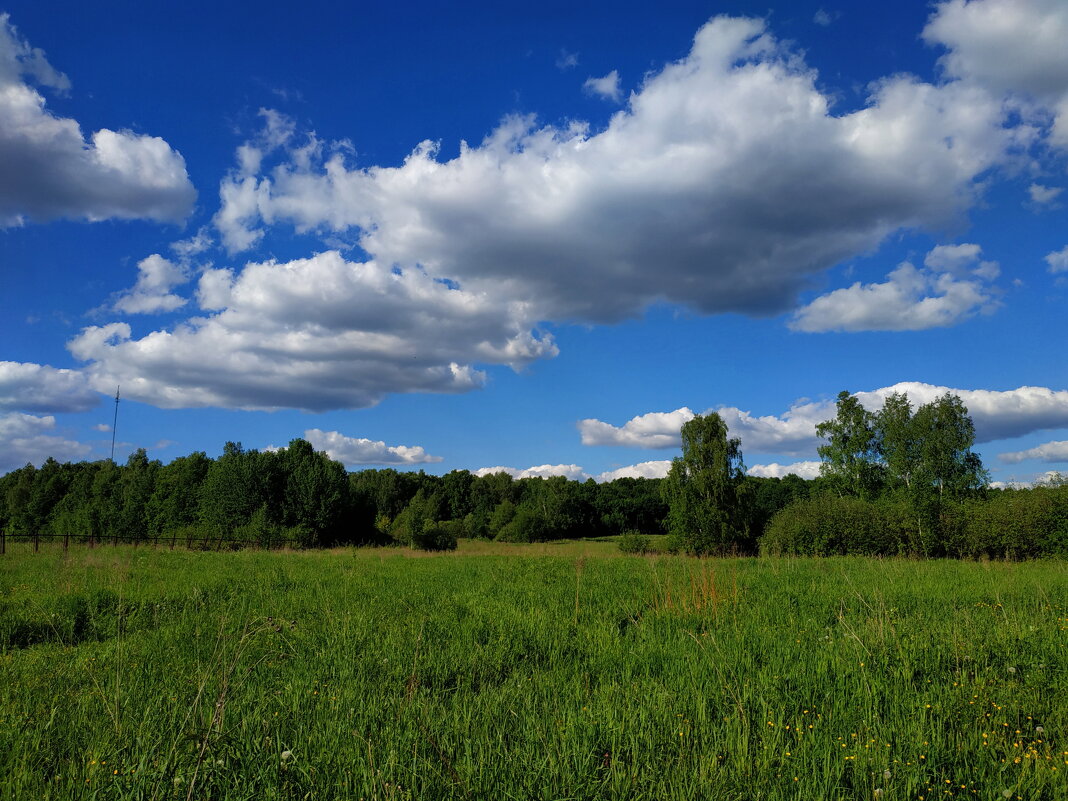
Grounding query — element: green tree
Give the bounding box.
[114,449,161,542]
[911,393,987,499]
[199,442,273,539]
[146,452,211,536]
[816,391,883,499]
[276,438,350,546]
[661,412,749,555]
[876,392,920,492]
[441,470,474,520]
[2,464,36,535]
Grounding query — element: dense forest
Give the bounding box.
[0,435,810,552]
[1,391,1066,557]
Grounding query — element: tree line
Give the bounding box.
[0,435,814,550]
[2,389,1065,558]
[0,440,664,549]
[662,390,1068,558]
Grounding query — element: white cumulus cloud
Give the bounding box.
[0,412,91,472]
[303,428,442,466]
[474,464,590,480]
[581,382,1068,456]
[595,460,673,482]
[213,16,1010,328]
[1045,246,1068,273]
[1028,183,1062,205]
[792,244,1000,332]
[924,0,1068,148]
[578,408,696,448]
[583,69,622,102]
[62,10,1064,415]
[112,254,191,315]
[998,440,1068,464]
[69,251,556,411]
[747,461,822,479]
[0,14,194,226]
[0,361,98,413]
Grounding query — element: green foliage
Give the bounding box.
[616,530,652,554]
[495,502,548,542]
[411,520,459,551]
[661,412,750,555]
[816,390,883,499]
[760,494,901,556]
[762,484,1068,559]
[390,488,447,547]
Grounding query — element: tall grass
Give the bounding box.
[0,543,1064,799]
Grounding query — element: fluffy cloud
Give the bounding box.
[792,244,1000,332]
[583,70,622,102]
[581,382,1068,456]
[0,14,194,226]
[581,401,825,455]
[170,228,213,259]
[474,464,589,480]
[475,461,677,482]
[578,408,696,448]
[112,254,191,314]
[595,460,673,482]
[998,440,1068,464]
[556,50,579,71]
[924,0,1068,148]
[860,383,1068,443]
[747,461,822,479]
[65,10,1057,415]
[69,251,556,411]
[1045,246,1068,273]
[0,412,91,472]
[214,16,1009,328]
[0,361,98,413]
[812,9,839,27]
[303,428,441,466]
[1029,183,1062,205]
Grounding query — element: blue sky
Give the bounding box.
[2,0,1067,485]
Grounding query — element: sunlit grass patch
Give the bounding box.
[0,546,1064,799]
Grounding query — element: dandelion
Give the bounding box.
[1036,726,1045,734]
[1007,666,1016,674]
[280,750,293,762]
[874,790,884,798]
[883,769,891,780]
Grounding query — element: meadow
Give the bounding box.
[0,541,1064,800]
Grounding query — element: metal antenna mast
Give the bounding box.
[110,386,120,462]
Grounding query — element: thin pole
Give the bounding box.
[110,386,120,462]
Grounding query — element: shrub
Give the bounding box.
[617,530,652,555]
[760,494,899,556]
[411,520,458,551]
[495,505,548,543]
[663,533,686,555]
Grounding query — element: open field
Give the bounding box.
[0,544,1065,800]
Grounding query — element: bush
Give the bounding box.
[411,521,458,551]
[663,533,686,555]
[495,505,548,543]
[760,494,900,556]
[617,530,652,555]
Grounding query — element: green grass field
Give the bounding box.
[0,542,1065,800]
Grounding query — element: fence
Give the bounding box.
[0,530,300,554]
